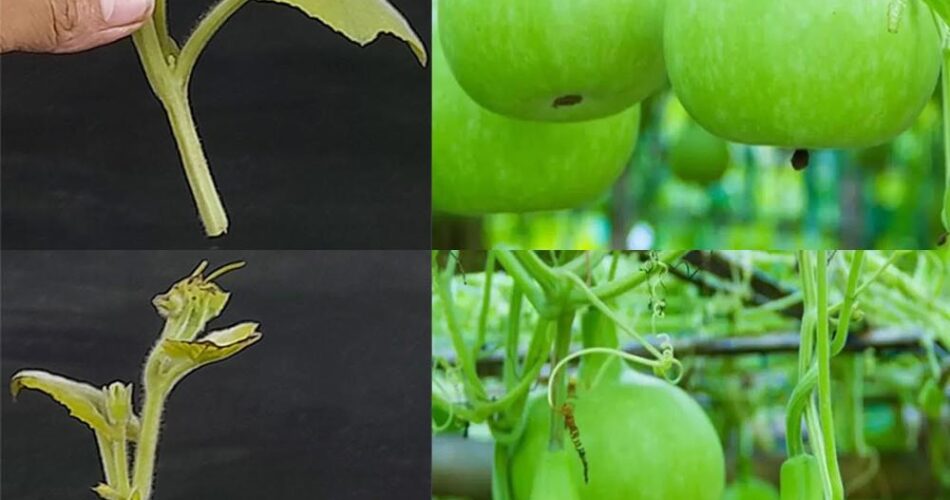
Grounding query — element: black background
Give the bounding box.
[1,251,430,499]
[1,0,430,249]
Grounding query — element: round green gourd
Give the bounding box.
[779,454,823,500]
[510,374,725,499]
[723,477,780,500]
[664,0,941,148]
[432,20,640,215]
[668,124,731,186]
[438,0,665,122]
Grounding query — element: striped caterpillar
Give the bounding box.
[560,403,590,484]
[887,0,905,34]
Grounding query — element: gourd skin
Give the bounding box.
[438,0,666,122]
[669,124,731,186]
[510,375,725,500]
[665,0,942,149]
[723,477,781,500]
[779,454,823,500]
[432,30,640,215]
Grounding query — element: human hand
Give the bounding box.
[1,0,153,53]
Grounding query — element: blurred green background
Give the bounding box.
[434,91,944,250]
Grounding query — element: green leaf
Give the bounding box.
[264,0,427,65]
[11,371,140,441]
[161,322,262,370]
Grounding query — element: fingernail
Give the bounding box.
[100,0,152,27]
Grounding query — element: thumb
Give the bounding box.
[1,0,154,53]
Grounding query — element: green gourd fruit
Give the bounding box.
[780,454,823,500]
[723,477,781,500]
[432,11,641,215]
[669,124,731,186]
[437,0,665,122]
[665,0,941,148]
[510,374,725,499]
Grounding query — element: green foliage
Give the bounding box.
[131,0,425,236]
[11,262,261,500]
[433,251,950,499]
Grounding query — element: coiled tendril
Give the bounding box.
[546,343,683,410]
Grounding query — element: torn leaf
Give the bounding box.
[10,371,140,441]
[161,322,262,371]
[265,0,427,65]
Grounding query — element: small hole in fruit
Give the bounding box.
[791,149,810,170]
[939,232,948,247]
[553,94,583,108]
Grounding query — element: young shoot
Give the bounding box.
[131,0,427,236]
[10,261,262,500]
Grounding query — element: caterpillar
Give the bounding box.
[560,403,590,484]
[887,0,905,34]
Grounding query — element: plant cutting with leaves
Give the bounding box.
[131,0,426,236]
[432,251,950,499]
[10,261,262,500]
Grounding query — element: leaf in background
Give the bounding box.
[263,0,427,65]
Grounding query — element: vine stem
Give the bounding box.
[572,250,689,303]
[434,257,488,403]
[795,251,831,497]
[131,0,246,237]
[503,287,523,390]
[548,312,575,451]
[95,432,118,487]
[111,424,131,494]
[494,251,548,315]
[175,0,251,84]
[831,251,865,355]
[816,251,845,500]
[492,444,513,500]
[943,44,950,234]
[546,346,682,410]
[785,366,817,457]
[561,272,667,362]
[164,91,229,236]
[131,379,170,500]
[474,253,496,360]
